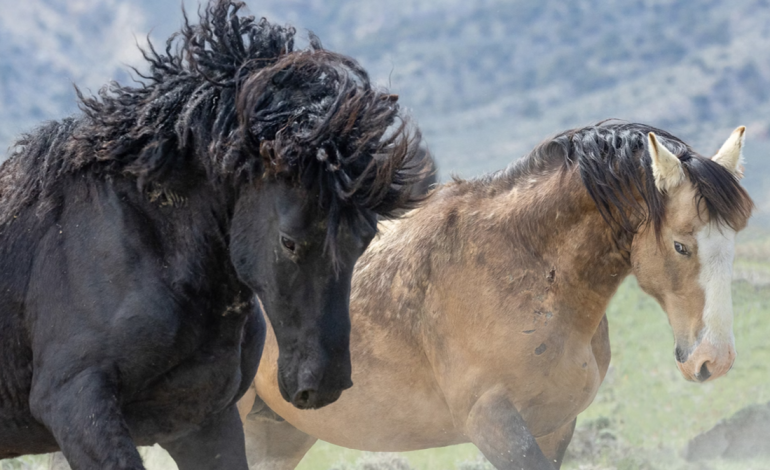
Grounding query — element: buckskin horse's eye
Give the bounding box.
[281,236,296,253]
[674,241,689,255]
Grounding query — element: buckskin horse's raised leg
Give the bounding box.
[29,368,145,470]
[241,395,318,470]
[465,386,555,470]
[163,404,248,470]
[49,451,70,470]
[534,419,576,470]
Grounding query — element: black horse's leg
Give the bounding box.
[465,386,555,470]
[534,419,576,470]
[29,368,144,470]
[242,396,318,470]
[163,404,248,470]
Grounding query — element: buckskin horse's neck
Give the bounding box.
[490,168,633,335]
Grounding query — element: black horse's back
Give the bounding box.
[0,1,429,468]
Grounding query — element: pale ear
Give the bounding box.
[712,126,745,178]
[648,132,684,193]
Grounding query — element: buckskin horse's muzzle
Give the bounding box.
[676,337,736,383]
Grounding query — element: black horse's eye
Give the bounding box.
[674,241,689,255]
[281,236,296,252]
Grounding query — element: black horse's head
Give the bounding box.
[66,0,428,409]
[229,181,372,408]
[207,4,427,408]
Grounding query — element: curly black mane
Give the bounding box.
[0,0,427,249]
[458,122,753,236]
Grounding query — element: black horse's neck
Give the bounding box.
[129,169,251,316]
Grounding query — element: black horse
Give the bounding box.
[0,1,428,469]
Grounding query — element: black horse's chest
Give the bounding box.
[122,306,259,443]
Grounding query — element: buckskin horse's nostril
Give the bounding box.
[696,363,711,382]
[675,346,688,363]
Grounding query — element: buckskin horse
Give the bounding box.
[242,123,753,470]
[0,1,428,469]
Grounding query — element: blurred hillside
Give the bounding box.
[1,0,769,220]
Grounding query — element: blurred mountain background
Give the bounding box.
[3,3,770,470]
[1,0,769,223]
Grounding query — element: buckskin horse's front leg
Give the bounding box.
[534,419,576,470]
[29,367,145,470]
[465,386,555,470]
[241,394,318,470]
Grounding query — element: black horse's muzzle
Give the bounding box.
[276,351,353,410]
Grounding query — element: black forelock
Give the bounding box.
[232,44,427,253]
[0,0,430,252]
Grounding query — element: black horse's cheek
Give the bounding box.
[229,188,275,293]
[234,307,266,404]
[229,232,263,290]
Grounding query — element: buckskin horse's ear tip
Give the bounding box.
[713,126,746,177]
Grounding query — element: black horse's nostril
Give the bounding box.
[675,346,689,363]
[696,363,711,382]
[292,389,317,409]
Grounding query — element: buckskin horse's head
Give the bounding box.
[631,127,753,382]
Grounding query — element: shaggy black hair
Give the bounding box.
[0,0,428,255]
[464,122,753,237]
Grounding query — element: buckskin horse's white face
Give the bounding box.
[631,127,747,382]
